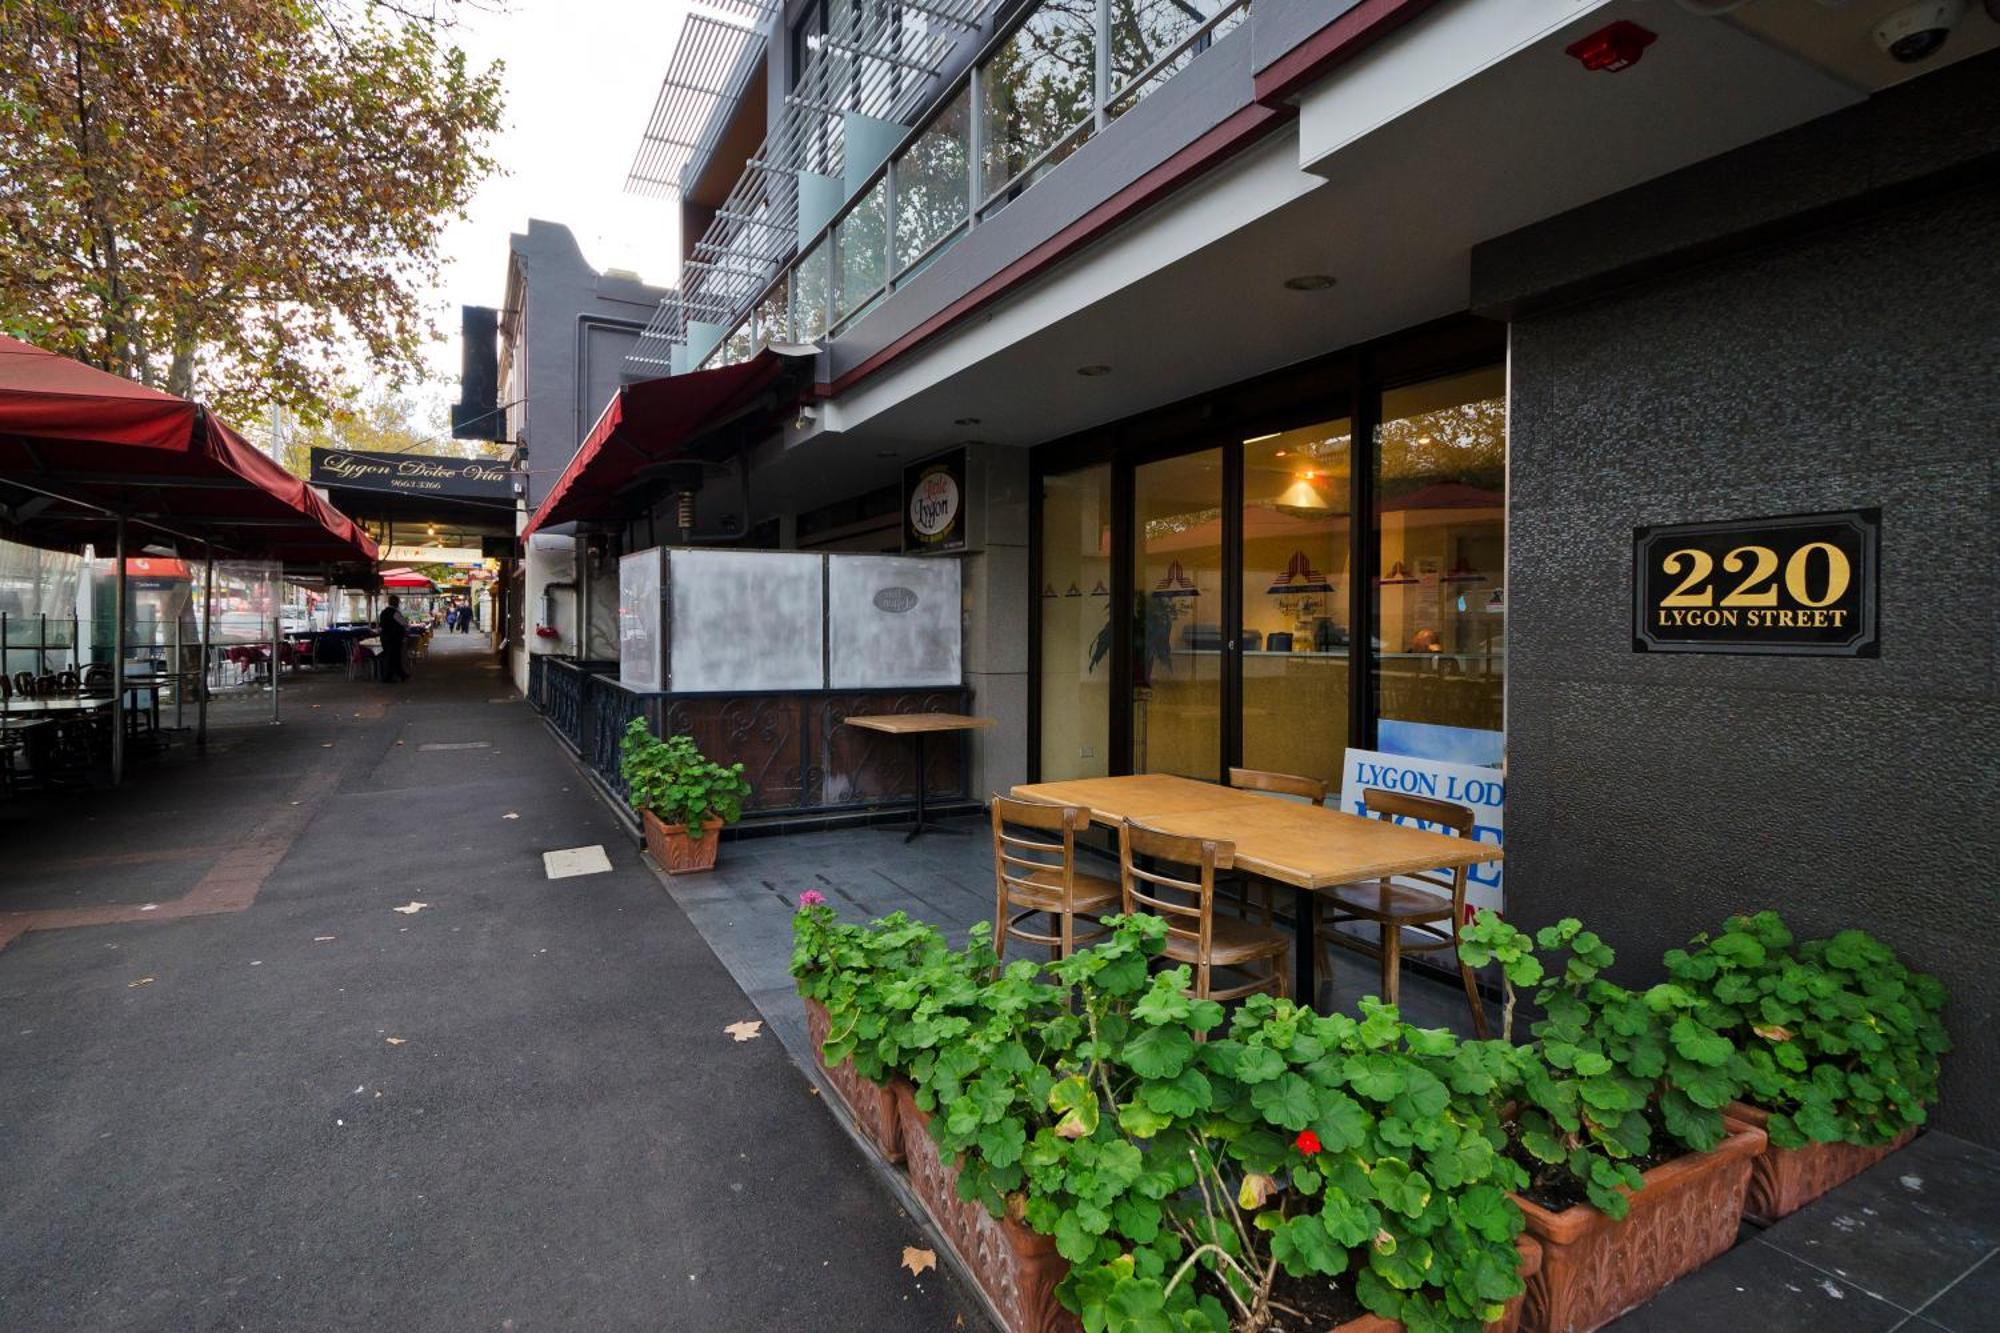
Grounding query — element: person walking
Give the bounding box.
[379,595,410,683]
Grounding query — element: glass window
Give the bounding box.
[1107,0,1243,115]
[723,318,753,366]
[1372,367,1506,768]
[893,86,969,277]
[1038,464,1112,782]
[1242,419,1352,789]
[978,2,1096,208]
[755,275,790,350]
[795,237,831,342]
[833,178,887,324]
[1133,449,1222,780]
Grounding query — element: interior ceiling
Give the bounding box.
[739,0,1943,518]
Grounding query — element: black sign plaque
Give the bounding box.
[902,448,967,554]
[310,448,513,500]
[1634,510,1878,657]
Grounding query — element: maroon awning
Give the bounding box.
[522,348,806,538]
[0,334,377,564]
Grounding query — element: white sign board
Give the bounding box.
[618,548,664,691]
[827,555,961,688]
[381,545,485,566]
[1339,749,1505,918]
[668,549,825,692]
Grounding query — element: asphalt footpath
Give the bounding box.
[0,634,982,1331]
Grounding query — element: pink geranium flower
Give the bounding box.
[797,889,828,908]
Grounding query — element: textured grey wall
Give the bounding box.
[1501,178,2000,1144]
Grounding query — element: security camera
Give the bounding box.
[1874,0,1963,63]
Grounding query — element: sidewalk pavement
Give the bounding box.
[0,635,982,1331]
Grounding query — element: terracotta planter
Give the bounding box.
[642,811,724,873]
[1512,1123,1765,1333]
[800,996,905,1165]
[1724,1101,1917,1224]
[894,1083,1079,1333]
[1333,1234,1542,1332]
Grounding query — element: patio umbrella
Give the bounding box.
[378,568,435,589]
[0,335,378,777]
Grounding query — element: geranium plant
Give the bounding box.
[1459,912,1748,1219]
[915,915,1527,1332]
[1664,910,1948,1148]
[618,718,750,838]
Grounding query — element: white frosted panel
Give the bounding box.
[618,548,663,690]
[668,550,824,692]
[828,555,961,688]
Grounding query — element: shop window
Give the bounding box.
[1371,367,1506,767]
[1038,464,1113,782]
[1242,420,1352,789]
[1132,449,1222,780]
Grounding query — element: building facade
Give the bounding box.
[502,0,2000,1142]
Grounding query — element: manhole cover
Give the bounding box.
[417,741,491,751]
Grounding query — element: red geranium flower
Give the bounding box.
[1295,1129,1322,1156]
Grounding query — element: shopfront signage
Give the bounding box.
[1633,510,1878,656]
[1339,749,1504,916]
[310,448,513,499]
[903,448,966,553]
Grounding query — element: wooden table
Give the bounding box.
[1010,773,1502,999]
[845,712,994,841]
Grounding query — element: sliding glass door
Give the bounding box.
[1031,350,1505,789]
[1132,449,1223,780]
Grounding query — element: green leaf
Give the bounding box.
[1312,1090,1371,1152]
[1124,1025,1195,1080]
[1320,1190,1381,1247]
[1251,1072,1319,1131]
[1455,1184,1520,1243]
[1050,1075,1100,1139]
[1345,1053,1408,1101]
[1270,1213,1348,1277]
[1234,1045,1288,1084]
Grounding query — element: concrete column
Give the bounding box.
[960,443,1031,801]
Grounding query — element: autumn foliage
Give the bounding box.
[0,0,503,421]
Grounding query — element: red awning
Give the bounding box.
[0,334,377,565]
[522,349,805,537]
[378,567,435,589]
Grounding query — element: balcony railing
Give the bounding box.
[630,0,1251,379]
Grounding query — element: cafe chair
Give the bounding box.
[82,663,111,694]
[1118,819,1288,1003]
[53,669,79,696]
[990,795,1120,961]
[10,670,35,698]
[1219,767,1328,925]
[1317,790,1488,1037]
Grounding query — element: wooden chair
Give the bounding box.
[990,796,1120,961]
[12,670,38,698]
[1219,767,1328,925]
[1118,819,1288,1003]
[1317,790,1488,1037]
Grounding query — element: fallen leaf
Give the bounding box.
[901,1247,936,1277]
[502,811,520,820]
[320,742,334,749]
[128,976,155,988]
[1752,1023,1794,1042]
[724,1020,763,1043]
[313,935,336,942]
[392,901,428,915]
[395,740,405,746]
[385,1037,407,1046]
[139,903,158,912]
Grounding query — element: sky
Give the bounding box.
[411,0,701,407]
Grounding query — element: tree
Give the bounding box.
[0,0,503,423]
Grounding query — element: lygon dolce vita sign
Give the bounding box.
[1633,510,1878,657]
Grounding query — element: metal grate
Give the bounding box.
[625,14,765,200]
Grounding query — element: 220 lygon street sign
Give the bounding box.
[1634,510,1879,657]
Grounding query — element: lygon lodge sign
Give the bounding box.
[1633,509,1879,657]
[310,448,512,500]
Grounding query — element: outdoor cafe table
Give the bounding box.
[1009,773,1503,1000]
[845,712,994,842]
